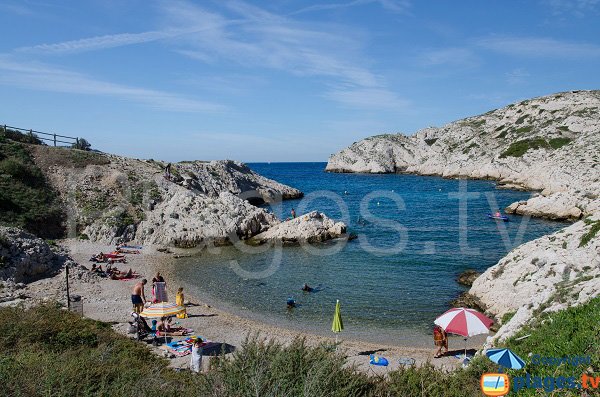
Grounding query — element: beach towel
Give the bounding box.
[154,282,168,302]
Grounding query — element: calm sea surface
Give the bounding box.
[170,162,564,346]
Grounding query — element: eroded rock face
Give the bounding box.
[469,216,600,341]
[0,227,68,283]
[137,191,277,248]
[248,211,347,245]
[33,151,303,245]
[326,90,600,220]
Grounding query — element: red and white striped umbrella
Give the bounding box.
[434,308,493,337]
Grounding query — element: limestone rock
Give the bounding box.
[0,227,66,283]
[248,211,347,245]
[326,90,600,220]
[469,215,600,341]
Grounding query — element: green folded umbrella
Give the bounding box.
[332,299,344,343]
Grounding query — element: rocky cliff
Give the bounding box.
[326,90,600,342]
[470,216,600,341]
[29,146,309,247]
[326,90,600,220]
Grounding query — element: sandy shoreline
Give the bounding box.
[23,239,487,374]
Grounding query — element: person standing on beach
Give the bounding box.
[176,287,188,318]
[132,279,147,313]
[191,339,203,373]
[165,163,172,180]
[291,208,296,219]
[433,325,448,358]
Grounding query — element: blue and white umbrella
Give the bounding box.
[486,348,525,370]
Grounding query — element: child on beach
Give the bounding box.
[191,339,203,373]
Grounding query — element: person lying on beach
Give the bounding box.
[109,268,135,280]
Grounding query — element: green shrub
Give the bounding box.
[515,125,533,134]
[425,138,438,146]
[579,219,600,247]
[0,304,213,397]
[0,128,42,145]
[500,138,550,158]
[0,141,65,238]
[548,137,572,149]
[502,297,600,396]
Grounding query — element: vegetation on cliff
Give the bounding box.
[0,134,64,238]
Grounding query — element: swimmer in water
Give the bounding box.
[301,283,312,292]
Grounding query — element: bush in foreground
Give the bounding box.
[1,298,599,396]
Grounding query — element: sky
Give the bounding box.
[0,0,599,162]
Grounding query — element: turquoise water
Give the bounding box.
[171,163,564,345]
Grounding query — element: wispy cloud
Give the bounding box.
[289,0,411,16]
[477,36,600,58]
[540,0,600,17]
[505,68,530,85]
[0,56,226,113]
[159,0,407,110]
[16,30,185,54]
[418,47,480,67]
[325,86,410,110]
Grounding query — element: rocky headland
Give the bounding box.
[326,90,600,342]
[25,145,350,247]
[326,90,600,221]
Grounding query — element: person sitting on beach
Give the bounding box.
[157,317,187,336]
[97,252,105,262]
[433,325,448,358]
[301,283,312,292]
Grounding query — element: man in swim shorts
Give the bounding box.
[132,279,147,313]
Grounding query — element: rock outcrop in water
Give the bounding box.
[326,90,600,221]
[30,146,313,247]
[248,211,347,245]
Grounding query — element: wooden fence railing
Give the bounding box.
[2,124,80,147]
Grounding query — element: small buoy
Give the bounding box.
[344,190,348,195]
[438,188,442,191]
[391,189,394,192]
[377,202,380,206]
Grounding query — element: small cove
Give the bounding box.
[171,162,565,346]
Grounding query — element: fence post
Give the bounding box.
[75,138,79,148]
[2,125,5,134]
[53,133,57,147]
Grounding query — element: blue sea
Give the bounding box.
[170,162,564,345]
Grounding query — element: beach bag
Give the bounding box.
[369,355,389,366]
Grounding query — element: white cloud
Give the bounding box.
[477,36,600,58]
[16,30,185,54]
[419,47,480,67]
[541,0,600,17]
[159,0,407,110]
[0,56,226,113]
[290,0,411,16]
[505,68,530,85]
[325,87,410,110]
